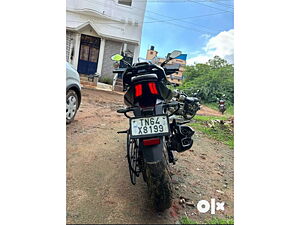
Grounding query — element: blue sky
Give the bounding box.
[139,0,234,64]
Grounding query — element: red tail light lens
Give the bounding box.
[135,84,142,97]
[143,138,160,146]
[148,82,158,95]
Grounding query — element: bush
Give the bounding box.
[180,56,234,105]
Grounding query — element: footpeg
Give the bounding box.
[117,130,127,134]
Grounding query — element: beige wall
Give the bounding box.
[145,49,186,85]
[146,49,158,60]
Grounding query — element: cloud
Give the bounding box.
[187,29,234,65]
[201,34,211,39]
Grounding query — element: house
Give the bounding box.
[146,46,187,86]
[66,0,147,85]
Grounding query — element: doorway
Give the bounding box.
[77,34,101,75]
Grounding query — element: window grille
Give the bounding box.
[118,0,132,6]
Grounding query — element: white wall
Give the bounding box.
[66,0,146,73]
[66,0,146,44]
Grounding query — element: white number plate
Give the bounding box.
[130,115,169,138]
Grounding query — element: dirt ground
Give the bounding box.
[67,88,234,224]
[197,105,223,117]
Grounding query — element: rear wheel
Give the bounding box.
[219,106,226,114]
[145,154,172,211]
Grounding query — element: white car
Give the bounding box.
[66,62,81,124]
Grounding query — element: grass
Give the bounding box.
[190,115,234,149]
[205,217,234,224]
[205,103,234,116]
[180,216,199,224]
[179,216,234,224]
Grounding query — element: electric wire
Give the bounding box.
[82,0,231,33]
[187,0,233,13]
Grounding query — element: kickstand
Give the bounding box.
[167,150,176,165]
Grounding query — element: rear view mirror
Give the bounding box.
[111,54,124,61]
[169,50,182,59]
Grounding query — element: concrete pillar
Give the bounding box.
[133,44,140,63]
[73,33,81,71]
[68,37,73,63]
[123,43,128,52]
[97,37,106,75]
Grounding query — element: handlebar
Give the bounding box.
[113,68,126,73]
[164,68,179,75]
[117,107,136,119]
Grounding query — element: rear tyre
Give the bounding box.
[145,158,172,211]
[220,107,226,115]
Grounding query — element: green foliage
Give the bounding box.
[205,217,234,224]
[180,216,199,224]
[207,56,229,69]
[193,115,228,121]
[181,56,234,105]
[190,115,234,149]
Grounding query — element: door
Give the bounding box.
[77,34,101,75]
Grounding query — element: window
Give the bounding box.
[118,0,132,6]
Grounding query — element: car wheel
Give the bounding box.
[66,90,78,124]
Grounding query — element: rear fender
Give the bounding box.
[138,104,166,163]
[139,136,164,163]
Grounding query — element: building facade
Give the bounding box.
[146,46,187,86]
[66,0,147,80]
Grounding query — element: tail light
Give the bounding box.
[135,82,158,98]
[148,82,158,95]
[143,138,160,146]
[135,84,142,97]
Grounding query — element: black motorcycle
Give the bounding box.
[112,51,195,211]
[217,95,226,114]
[171,89,201,120]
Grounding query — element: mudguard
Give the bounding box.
[139,136,164,163]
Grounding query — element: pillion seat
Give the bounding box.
[131,74,158,84]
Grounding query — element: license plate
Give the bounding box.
[130,115,169,138]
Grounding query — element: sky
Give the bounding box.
[139,0,234,65]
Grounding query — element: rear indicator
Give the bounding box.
[135,84,142,97]
[143,138,160,146]
[148,82,158,95]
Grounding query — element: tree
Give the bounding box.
[180,56,234,105]
[207,56,229,69]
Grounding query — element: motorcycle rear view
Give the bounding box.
[217,94,226,114]
[112,51,196,211]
